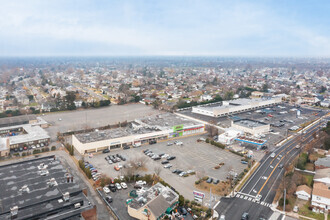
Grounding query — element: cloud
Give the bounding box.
[0,0,329,56]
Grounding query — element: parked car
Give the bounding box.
[206,177,213,183]
[143,149,149,153]
[213,179,219,184]
[103,186,110,194]
[154,157,161,160]
[241,212,249,220]
[121,182,127,189]
[102,149,110,153]
[167,156,176,160]
[105,196,113,203]
[164,164,172,168]
[220,214,225,220]
[179,172,187,177]
[180,207,187,216]
[114,166,120,171]
[123,146,130,150]
[161,154,169,159]
[136,180,146,185]
[161,160,169,164]
[109,184,116,192]
[167,142,173,146]
[115,183,122,190]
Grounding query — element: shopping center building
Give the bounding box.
[72,113,205,154]
[192,97,282,118]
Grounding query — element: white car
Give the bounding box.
[161,154,169,159]
[108,160,113,164]
[270,152,276,158]
[187,170,195,174]
[118,163,123,169]
[220,215,225,220]
[136,180,146,185]
[151,154,159,159]
[103,186,110,194]
[121,182,127,189]
[115,183,122,190]
[164,164,172,168]
[179,172,187,177]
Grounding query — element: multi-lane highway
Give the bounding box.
[215,115,329,220]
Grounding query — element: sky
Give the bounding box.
[0,0,330,57]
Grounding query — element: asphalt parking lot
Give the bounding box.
[85,135,246,200]
[41,104,160,140]
[98,183,135,220]
[179,103,324,153]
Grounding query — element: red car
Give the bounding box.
[268,114,273,117]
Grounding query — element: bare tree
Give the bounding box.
[154,165,162,176]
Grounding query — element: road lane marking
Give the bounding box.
[257,146,296,195]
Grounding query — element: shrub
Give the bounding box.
[202,176,209,181]
[22,152,26,157]
[205,138,210,143]
[33,149,41,154]
[51,146,56,151]
[195,180,201,185]
[178,195,184,206]
[279,198,289,207]
[44,147,50,152]
[244,169,248,173]
[215,165,220,169]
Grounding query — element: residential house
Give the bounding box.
[295,185,312,201]
[315,157,330,170]
[311,168,330,211]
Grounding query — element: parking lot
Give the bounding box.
[98,183,134,220]
[85,135,246,200]
[41,104,160,140]
[180,103,325,153]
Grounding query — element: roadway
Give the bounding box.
[215,115,329,220]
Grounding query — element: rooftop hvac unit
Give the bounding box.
[74,203,81,209]
[10,206,18,217]
[48,178,58,187]
[63,192,70,202]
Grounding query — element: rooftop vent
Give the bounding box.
[63,192,70,202]
[39,167,49,176]
[10,206,18,217]
[48,178,58,187]
[19,185,30,193]
[74,203,81,209]
[38,163,48,170]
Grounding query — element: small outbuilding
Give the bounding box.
[295,185,312,201]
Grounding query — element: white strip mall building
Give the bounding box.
[192,97,282,117]
[72,113,205,154]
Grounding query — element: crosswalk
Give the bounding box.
[235,193,272,208]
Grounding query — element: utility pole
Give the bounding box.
[283,188,286,213]
[209,188,212,209]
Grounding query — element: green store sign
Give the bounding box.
[172,124,183,132]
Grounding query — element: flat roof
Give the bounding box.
[0,155,93,219]
[0,115,37,128]
[193,98,278,112]
[0,124,50,145]
[75,125,159,143]
[136,113,200,130]
[129,182,178,211]
[75,113,202,144]
[233,119,268,128]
